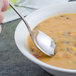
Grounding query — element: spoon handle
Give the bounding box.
[9,1,32,35]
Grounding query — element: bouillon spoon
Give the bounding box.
[9,1,56,56]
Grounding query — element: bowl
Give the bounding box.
[15,2,76,76]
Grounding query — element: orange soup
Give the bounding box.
[27,14,76,69]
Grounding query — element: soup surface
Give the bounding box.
[27,14,76,69]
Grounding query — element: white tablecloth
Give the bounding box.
[3,0,68,23]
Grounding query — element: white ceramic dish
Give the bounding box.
[15,2,76,76]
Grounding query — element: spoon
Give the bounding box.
[9,1,56,56]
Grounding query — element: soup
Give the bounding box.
[27,14,76,69]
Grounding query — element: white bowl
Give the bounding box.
[15,2,76,76]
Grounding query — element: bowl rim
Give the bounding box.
[15,2,76,73]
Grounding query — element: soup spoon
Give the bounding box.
[9,1,56,56]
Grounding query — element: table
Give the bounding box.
[0,19,53,76]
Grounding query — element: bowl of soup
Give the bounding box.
[15,2,76,76]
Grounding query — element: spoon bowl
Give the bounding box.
[32,30,56,56]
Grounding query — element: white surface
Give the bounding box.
[3,7,30,23]
[17,0,68,9]
[15,2,76,76]
[3,0,68,23]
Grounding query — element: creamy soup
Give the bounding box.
[27,14,76,69]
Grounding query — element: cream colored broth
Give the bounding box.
[27,14,76,69]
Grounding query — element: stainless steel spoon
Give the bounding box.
[9,1,56,56]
